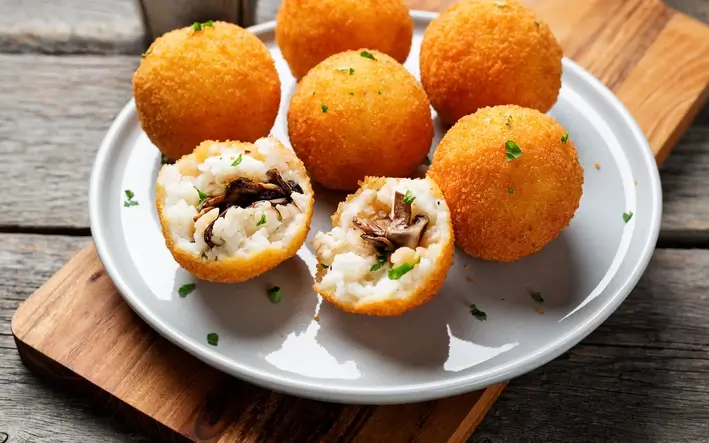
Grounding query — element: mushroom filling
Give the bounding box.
[352,192,429,256]
[198,169,303,248]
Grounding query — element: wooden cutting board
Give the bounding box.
[11,1,709,442]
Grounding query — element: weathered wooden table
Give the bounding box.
[1,0,709,442]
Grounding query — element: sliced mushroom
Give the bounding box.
[204,210,229,248]
[391,192,412,226]
[361,235,395,252]
[387,214,429,250]
[199,168,305,247]
[353,192,429,253]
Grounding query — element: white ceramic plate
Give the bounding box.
[90,11,662,404]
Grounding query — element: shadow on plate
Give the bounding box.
[189,255,318,337]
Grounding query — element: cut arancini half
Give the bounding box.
[312,177,454,316]
[156,137,314,283]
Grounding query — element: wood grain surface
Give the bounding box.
[2,0,709,442]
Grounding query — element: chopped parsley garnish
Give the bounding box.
[370,254,388,272]
[267,286,282,303]
[256,213,267,227]
[231,153,243,166]
[531,291,544,303]
[505,140,522,160]
[388,262,414,280]
[623,211,633,223]
[321,104,328,113]
[320,263,329,269]
[192,20,214,31]
[123,189,139,207]
[424,155,432,166]
[348,92,355,96]
[194,186,207,205]
[507,187,515,194]
[403,190,416,204]
[494,1,507,7]
[178,283,196,298]
[505,114,512,128]
[207,332,219,346]
[470,304,487,321]
[561,132,569,143]
[360,50,376,60]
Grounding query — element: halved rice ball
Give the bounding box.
[156,137,314,283]
[312,177,454,316]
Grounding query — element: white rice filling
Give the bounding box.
[157,138,311,260]
[313,178,451,305]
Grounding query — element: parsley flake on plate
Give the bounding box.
[267,286,283,303]
[507,187,515,194]
[403,190,416,204]
[531,291,544,303]
[561,132,569,143]
[207,332,219,346]
[505,140,522,160]
[623,211,634,223]
[505,114,512,128]
[320,263,329,269]
[178,283,196,298]
[470,304,487,321]
[321,104,328,113]
[123,189,139,207]
[256,213,267,227]
[360,50,376,60]
[388,263,414,280]
[231,153,243,166]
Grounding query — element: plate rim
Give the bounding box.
[89,10,663,404]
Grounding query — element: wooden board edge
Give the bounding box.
[448,381,509,443]
[12,331,192,443]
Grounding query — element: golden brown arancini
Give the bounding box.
[156,137,314,283]
[420,0,562,125]
[133,21,281,161]
[312,177,454,316]
[287,49,434,191]
[427,105,583,262]
[275,0,413,80]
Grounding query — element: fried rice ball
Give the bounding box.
[156,137,314,283]
[427,105,583,262]
[420,0,562,125]
[275,0,413,80]
[287,49,434,191]
[133,21,281,161]
[312,176,454,316]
